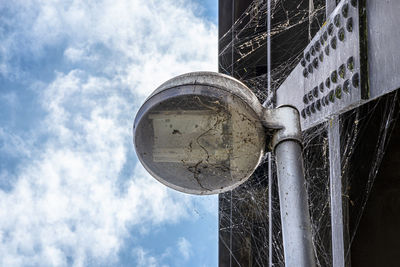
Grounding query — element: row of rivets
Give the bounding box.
[301,72,359,118]
[302,1,356,78]
[303,57,355,104]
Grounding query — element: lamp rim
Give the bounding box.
[133,72,266,195]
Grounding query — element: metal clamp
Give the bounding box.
[262,105,303,151]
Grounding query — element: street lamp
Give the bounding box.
[133,71,316,267]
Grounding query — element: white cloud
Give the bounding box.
[132,247,160,267]
[64,46,98,63]
[0,0,217,266]
[177,237,192,261]
[131,237,192,267]
[1,0,217,86]
[0,70,198,266]
[132,247,171,267]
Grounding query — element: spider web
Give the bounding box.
[217,1,400,266]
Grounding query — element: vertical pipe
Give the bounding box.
[267,0,271,99]
[231,0,235,76]
[329,116,345,267]
[267,0,272,261]
[268,152,273,267]
[230,2,234,266]
[229,190,233,267]
[275,141,316,267]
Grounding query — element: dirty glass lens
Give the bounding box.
[135,94,265,194]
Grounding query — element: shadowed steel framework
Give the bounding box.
[218,0,400,266]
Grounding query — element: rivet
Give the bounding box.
[331,70,338,83]
[301,58,306,67]
[352,73,360,87]
[334,14,341,28]
[325,45,330,56]
[329,90,335,102]
[301,109,306,118]
[338,28,345,42]
[319,53,324,62]
[335,85,342,99]
[306,106,311,116]
[342,3,349,18]
[313,58,319,69]
[331,36,337,49]
[313,86,319,97]
[325,77,331,88]
[310,45,316,56]
[308,64,313,74]
[305,52,311,62]
[315,41,321,52]
[347,56,354,71]
[303,95,309,104]
[311,103,316,113]
[343,79,350,93]
[308,91,314,102]
[324,96,330,105]
[316,99,322,111]
[303,68,309,78]
[347,17,353,32]
[328,23,334,35]
[339,64,346,79]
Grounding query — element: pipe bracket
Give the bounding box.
[262,105,303,151]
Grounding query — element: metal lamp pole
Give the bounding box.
[263,106,316,267]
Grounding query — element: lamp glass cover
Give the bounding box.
[134,73,265,194]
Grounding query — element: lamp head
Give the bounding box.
[133,72,266,195]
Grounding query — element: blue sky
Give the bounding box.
[0,0,218,266]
